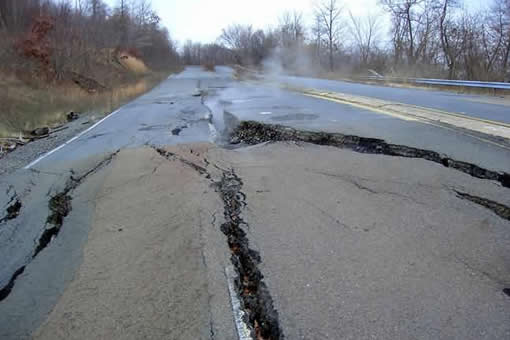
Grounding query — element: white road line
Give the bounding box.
[225,265,252,340]
[24,108,123,169]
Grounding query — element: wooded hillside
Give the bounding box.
[0,0,181,137]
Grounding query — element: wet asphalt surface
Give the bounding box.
[276,74,510,124]
[22,66,510,172]
[0,66,509,338]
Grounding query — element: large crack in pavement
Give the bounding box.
[0,191,22,224]
[215,170,283,340]
[454,191,510,221]
[0,150,119,302]
[154,147,211,178]
[230,121,510,188]
[152,146,283,339]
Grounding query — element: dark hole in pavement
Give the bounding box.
[0,199,22,224]
[503,288,510,297]
[172,125,188,136]
[33,193,72,257]
[0,266,25,302]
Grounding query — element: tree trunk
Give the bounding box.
[502,42,510,81]
[405,6,414,65]
[0,9,6,31]
[447,62,456,79]
[329,11,334,71]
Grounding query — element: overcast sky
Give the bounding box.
[104,0,488,46]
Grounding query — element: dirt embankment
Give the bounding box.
[0,51,181,156]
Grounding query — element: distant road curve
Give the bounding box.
[275,74,510,124]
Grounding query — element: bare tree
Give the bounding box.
[312,13,324,66]
[209,0,509,80]
[316,0,343,71]
[219,24,253,50]
[0,7,7,31]
[116,0,130,45]
[349,12,381,66]
[219,24,256,64]
[438,0,462,78]
[480,9,504,77]
[380,0,423,65]
[486,0,510,80]
[278,11,305,48]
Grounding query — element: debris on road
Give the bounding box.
[31,127,50,137]
[66,111,80,122]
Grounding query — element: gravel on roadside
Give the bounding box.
[0,113,105,177]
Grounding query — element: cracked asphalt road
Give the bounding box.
[0,67,509,339]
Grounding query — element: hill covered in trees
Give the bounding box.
[0,0,180,136]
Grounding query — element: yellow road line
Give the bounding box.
[300,88,510,129]
[299,91,510,151]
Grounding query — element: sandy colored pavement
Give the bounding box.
[209,142,510,339]
[33,145,236,340]
[29,141,510,340]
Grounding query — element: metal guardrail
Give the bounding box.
[360,76,510,90]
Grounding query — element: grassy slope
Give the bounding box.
[0,58,182,138]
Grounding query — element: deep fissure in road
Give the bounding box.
[215,170,283,340]
[455,191,510,221]
[0,151,118,302]
[0,195,22,224]
[154,147,211,179]
[231,121,510,188]
[153,146,283,339]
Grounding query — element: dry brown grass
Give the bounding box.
[118,52,149,74]
[0,71,171,137]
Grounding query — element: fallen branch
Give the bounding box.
[50,126,69,134]
[29,134,50,140]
